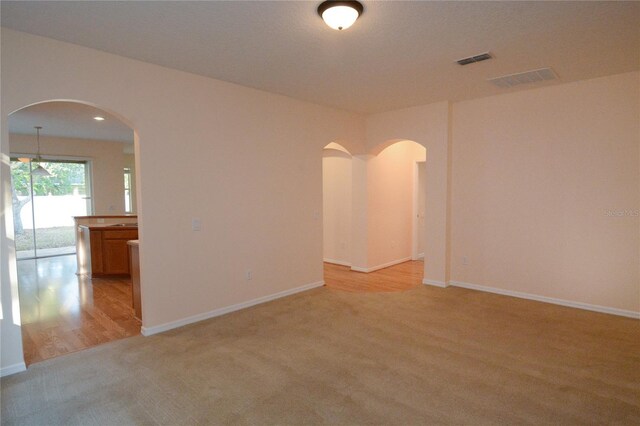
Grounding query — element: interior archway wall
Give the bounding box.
[323,136,440,276]
[322,143,352,266]
[2,99,143,373]
[1,29,453,375]
[352,140,426,272]
[0,28,366,373]
[364,101,452,285]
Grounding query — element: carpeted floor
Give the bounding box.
[2,284,639,425]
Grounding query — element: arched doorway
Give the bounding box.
[322,139,427,292]
[7,100,142,365]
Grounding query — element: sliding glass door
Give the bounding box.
[10,158,92,259]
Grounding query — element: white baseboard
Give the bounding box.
[323,258,351,267]
[412,253,425,260]
[422,279,449,288]
[351,257,412,273]
[0,362,26,377]
[141,280,325,336]
[449,280,640,320]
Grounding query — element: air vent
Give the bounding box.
[456,52,492,66]
[488,68,558,88]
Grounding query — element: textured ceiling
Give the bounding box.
[9,102,133,143]
[2,1,639,113]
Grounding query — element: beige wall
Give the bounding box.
[9,134,133,215]
[451,71,640,312]
[2,28,638,375]
[365,101,451,284]
[417,161,426,257]
[0,28,365,372]
[322,148,352,265]
[324,140,426,271]
[366,140,425,269]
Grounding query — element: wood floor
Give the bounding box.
[17,255,140,365]
[324,260,423,292]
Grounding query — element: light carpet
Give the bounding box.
[2,285,639,425]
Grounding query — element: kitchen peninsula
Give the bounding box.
[77,219,138,278]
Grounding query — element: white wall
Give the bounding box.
[366,141,425,269]
[416,161,426,257]
[0,28,366,373]
[10,134,133,214]
[451,71,640,313]
[365,101,451,285]
[324,140,427,272]
[322,148,352,266]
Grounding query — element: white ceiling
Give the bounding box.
[1,1,639,114]
[9,102,134,143]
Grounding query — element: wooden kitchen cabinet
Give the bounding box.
[74,215,137,274]
[80,225,138,277]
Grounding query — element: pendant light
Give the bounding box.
[31,126,50,177]
[318,1,363,31]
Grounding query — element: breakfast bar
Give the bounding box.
[78,222,138,278]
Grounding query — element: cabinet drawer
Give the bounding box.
[103,230,138,240]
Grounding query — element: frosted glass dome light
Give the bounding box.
[318,1,363,31]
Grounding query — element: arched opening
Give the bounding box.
[7,100,142,365]
[321,139,427,292]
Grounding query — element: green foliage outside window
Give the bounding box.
[11,160,87,196]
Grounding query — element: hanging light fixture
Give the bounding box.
[31,126,50,177]
[318,1,363,31]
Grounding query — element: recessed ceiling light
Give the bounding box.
[93,116,105,121]
[318,1,363,31]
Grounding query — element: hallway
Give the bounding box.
[17,255,140,365]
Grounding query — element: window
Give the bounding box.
[124,167,133,213]
[10,158,91,259]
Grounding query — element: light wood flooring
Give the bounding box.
[17,255,140,365]
[324,260,423,292]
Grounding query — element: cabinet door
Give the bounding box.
[103,239,130,274]
[89,230,103,274]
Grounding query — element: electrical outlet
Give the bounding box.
[462,256,468,265]
[246,270,253,281]
[192,218,201,231]
[97,218,105,224]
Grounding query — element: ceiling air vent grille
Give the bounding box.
[456,52,492,66]
[488,68,558,88]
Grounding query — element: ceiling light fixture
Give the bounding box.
[31,126,50,177]
[93,116,105,121]
[318,1,363,31]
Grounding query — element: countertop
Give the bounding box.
[79,224,139,230]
